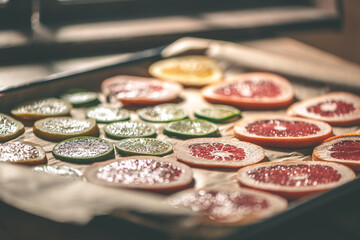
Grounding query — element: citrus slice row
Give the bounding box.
[169,187,287,225]
[0,113,25,142]
[137,103,187,123]
[163,119,219,139]
[53,137,114,163]
[174,138,264,168]
[61,89,100,107]
[104,121,157,140]
[115,138,173,156]
[237,161,355,199]
[234,116,333,148]
[313,134,360,171]
[0,141,47,166]
[85,156,193,191]
[194,104,241,123]
[86,106,130,123]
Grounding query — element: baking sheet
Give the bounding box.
[0,37,359,239]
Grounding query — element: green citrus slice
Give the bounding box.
[33,165,83,179]
[0,141,47,166]
[53,137,114,163]
[33,117,99,141]
[0,113,25,142]
[104,121,157,140]
[86,106,130,123]
[115,138,173,156]
[11,98,72,120]
[163,119,219,139]
[137,103,187,123]
[61,89,100,107]
[194,105,241,123]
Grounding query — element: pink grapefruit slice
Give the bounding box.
[233,116,333,148]
[101,75,182,106]
[85,156,193,191]
[313,134,360,171]
[169,187,287,225]
[201,72,294,109]
[174,138,265,168]
[237,161,355,199]
[287,92,360,126]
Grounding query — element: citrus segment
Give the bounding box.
[194,105,241,123]
[0,113,25,142]
[201,72,294,109]
[61,89,100,107]
[237,161,355,199]
[174,138,264,168]
[104,121,156,140]
[101,75,182,105]
[33,165,83,179]
[0,141,47,166]
[148,55,223,86]
[313,134,360,171]
[234,116,333,148]
[11,98,72,120]
[287,92,360,126]
[86,106,130,123]
[85,156,193,191]
[33,117,99,141]
[163,119,219,139]
[115,138,173,156]
[137,104,187,123]
[169,187,287,225]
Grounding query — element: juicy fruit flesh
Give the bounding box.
[0,115,19,135]
[117,138,171,154]
[189,143,245,161]
[13,99,69,114]
[329,140,360,161]
[246,119,321,137]
[106,122,154,137]
[168,120,216,135]
[0,142,41,162]
[54,138,111,158]
[161,61,213,78]
[139,105,185,122]
[96,159,183,184]
[307,100,355,117]
[87,107,129,122]
[247,164,341,187]
[214,80,281,98]
[109,81,164,99]
[42,119,91,134]
[172,189,269,221]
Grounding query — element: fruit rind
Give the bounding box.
[137,103,188,123]
[61,89,100,108]
[104,121,157,140]
[194,105,241,123]
[0,113,25,142]
[115,138,173,156]
[163,119,220,139]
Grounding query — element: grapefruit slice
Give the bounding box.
[61,89,100,108]
[115,138,173,156]
[11,98,72,121]
[33,165,83,179]
[194,104,241,123]
[85,156,193,191]
[201,72,294,109]
[233,116,333,148]
[148,55,223,87]
[33,117,99,141]
[169,187,287,225]
[137,103,187,123]
[287,92,360,126]
[0,113,25,142]
[163,119,219,139]
[86,106,130,123]
[101,75,182,106]
[0,141,47,166]
[313,134,360,171]
[104,121,157,140]
[53,137,114,164]
[237,161,355,199]
[174,138,264,168]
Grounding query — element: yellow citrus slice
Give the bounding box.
[0,113,25,142]
[148,55,223,87]
[0,141,47,166]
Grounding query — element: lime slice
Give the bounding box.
[0,113,25,142]
[53,137,114,163]
[33,117,99,141]
[61,89,100,107]
[11,98,72,120]
[0,141,47,166]
[163,119,220,139]
[104,121,156,140]
[115,138,173,156]
[194,105,241,123]
[86,106,130,123]
[137,104,187,123]
[33,165,83,179]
